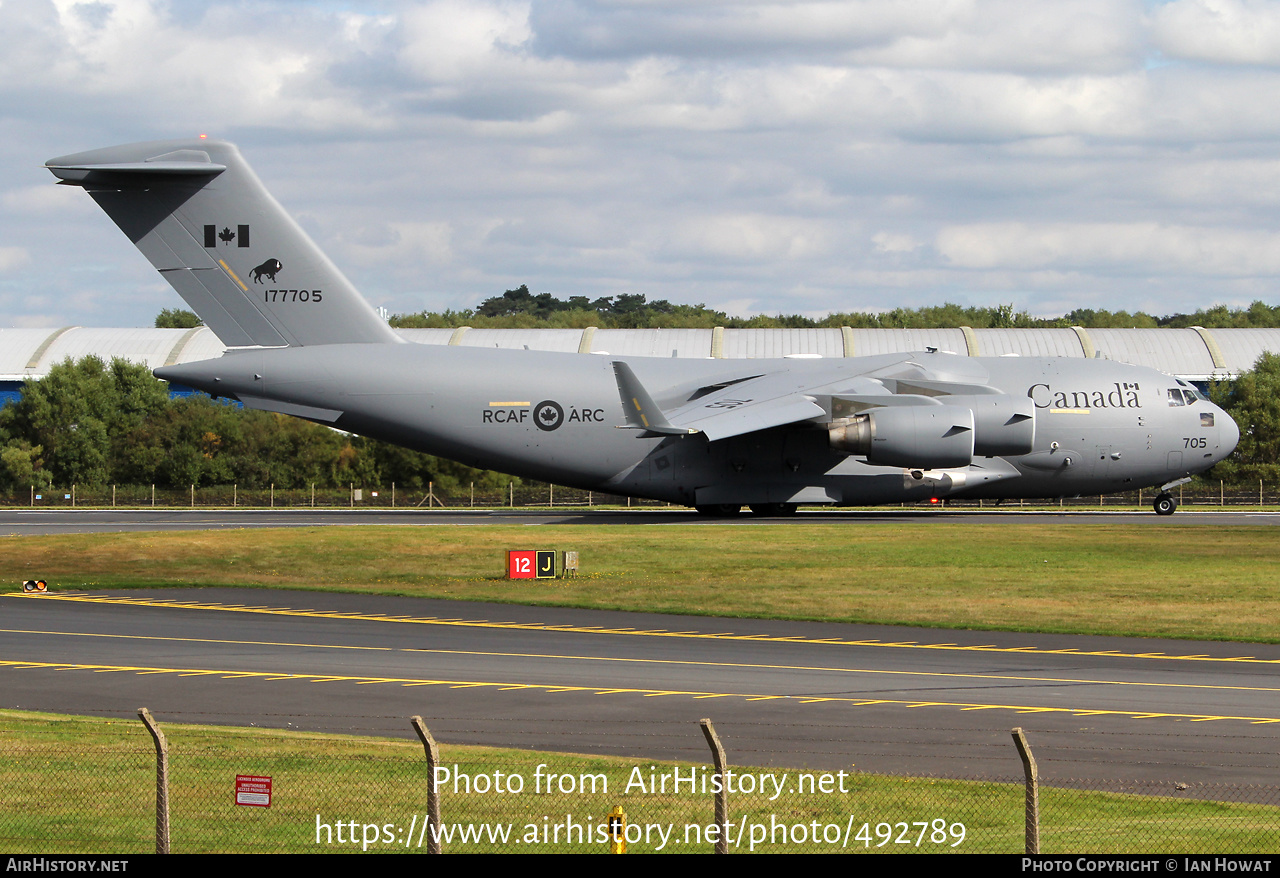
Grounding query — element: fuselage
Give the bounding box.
[156,344,1237,508]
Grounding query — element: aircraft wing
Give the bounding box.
[614,357,1034,454]
[662,376,828,441]
[614,363,828,441]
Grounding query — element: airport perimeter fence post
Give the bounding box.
[138,708,170,854]
[700,718,728,854]
[1012,727,1039,854]
[410,716,442,854]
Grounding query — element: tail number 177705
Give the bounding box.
[265,290,323,303]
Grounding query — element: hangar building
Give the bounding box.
[2,324,1278,403]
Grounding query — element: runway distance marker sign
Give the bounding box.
[507,550,557,579]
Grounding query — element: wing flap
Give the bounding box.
[676,395,827,441]
[614,362,827,442]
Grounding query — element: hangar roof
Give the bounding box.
[2,325,1278,383]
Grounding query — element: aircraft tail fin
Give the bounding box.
[46,139,402,348]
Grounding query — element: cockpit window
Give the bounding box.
[1167,389,1186,407]
[1201,412,1215,427]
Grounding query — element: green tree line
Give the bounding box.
[1209,353,1280,485]
[0,357,515,495]
[389,286,1280,331]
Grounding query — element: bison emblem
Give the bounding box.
[250,258,283,284]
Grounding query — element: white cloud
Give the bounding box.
[339,221,455,267]
[937,222,1280,277]
[1153,0,1280,67]
[663,213,831,261]
[0,184,85,216]
[530,0,1142,74]
[0,247,31,272]
[872,232,920,253]
[5,0,1280,328]
[399,0,533,82]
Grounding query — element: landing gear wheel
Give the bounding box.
[695,504,744,518]
[749,503,798,517]
[1153,493,1177,516]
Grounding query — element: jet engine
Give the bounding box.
[827,395,1035,468]
[945,394,1036,456]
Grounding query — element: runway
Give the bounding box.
[3,586,1279,785]
[2,506,1278,534]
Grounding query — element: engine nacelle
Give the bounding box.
[946,394,1036,456]
[828,404,975,468]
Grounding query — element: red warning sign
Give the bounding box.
[236,774,272,807]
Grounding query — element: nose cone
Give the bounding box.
[1218,406,1240,461]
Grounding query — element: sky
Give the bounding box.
[4,0,1280,328]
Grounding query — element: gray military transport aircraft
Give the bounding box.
[46,139,1239,516]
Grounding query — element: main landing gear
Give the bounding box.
[1153,493,1177,516]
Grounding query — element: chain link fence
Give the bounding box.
[2,713,1278,854]
[1,480,1278,511]
[0,483,672,510]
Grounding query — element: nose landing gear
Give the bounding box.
[1153,493,1177,516]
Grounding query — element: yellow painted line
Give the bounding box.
[0,628,392,653]
[10,629,1277,697]
[3,658,1269,723]
[218,259,248,292]
[12,592,1280,668]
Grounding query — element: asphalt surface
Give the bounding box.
[2,506,1279,534]
[3,579,1279,786]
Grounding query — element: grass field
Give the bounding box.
[3,710,1276,854]
[4,523,1279,854]
[2,521,1279,641]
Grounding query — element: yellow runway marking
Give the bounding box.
[2,658,1277,724]
[14,592,1279,667]
[0,628,392,653]
[7,628,1279,696]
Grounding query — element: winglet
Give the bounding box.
[612,362,697,435]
